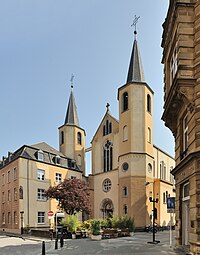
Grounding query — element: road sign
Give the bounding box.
[56,212,65,217]
[167,197,175,213]
[47,211,54,217]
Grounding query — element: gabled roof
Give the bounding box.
[126,34,145,83]
[64,89,80,126]
[91,110,119,143]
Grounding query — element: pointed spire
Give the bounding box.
[126,16,145,83]
[64,75,80,126]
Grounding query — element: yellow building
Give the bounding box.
[0,27,175,233]
[0,143,83,234]
[89,29,175,229]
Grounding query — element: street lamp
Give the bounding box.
[146,181,160,244]
[20,211,24,235]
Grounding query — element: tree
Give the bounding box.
[45,178,91,215]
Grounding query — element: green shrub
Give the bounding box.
[61,215,81,233]
[90,219,101,235]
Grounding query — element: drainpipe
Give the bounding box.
[27,160,30,225]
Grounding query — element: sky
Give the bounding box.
[0,0,173,175]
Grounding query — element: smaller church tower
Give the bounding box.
[59,81,86,174]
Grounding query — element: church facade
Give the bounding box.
[88,31,175,229]
[0,28,175,233]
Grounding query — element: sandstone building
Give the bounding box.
[0,27,175,233]
[161,0,200,253]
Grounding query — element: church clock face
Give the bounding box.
[122,162,129,171]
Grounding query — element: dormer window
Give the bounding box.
[55,155,61,165]
[68,159,76,169]
[37,150,44,161]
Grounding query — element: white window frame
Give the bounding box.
[55,173,62,183]
[37,169,45,181]
[38,212,45,224]
[37,150,44,161]
[37,188,46,201]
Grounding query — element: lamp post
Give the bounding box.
[146,181,160,244]
[20,211,24,235]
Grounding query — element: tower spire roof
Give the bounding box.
[126,16,145,83]
[64,76,80,126]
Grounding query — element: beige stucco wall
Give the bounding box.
[93,170,119,219]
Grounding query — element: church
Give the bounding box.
[0,26,175,233]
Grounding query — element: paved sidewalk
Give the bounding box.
[43,231,188,255]
[0,231,189,255]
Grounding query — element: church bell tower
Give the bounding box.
[117,18,154,227]
[59,79,86,174]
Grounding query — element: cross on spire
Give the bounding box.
[131,15,140,37]
[106,103,110,112]
[70,74,74,89]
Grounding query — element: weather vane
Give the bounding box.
[131,15,140,34]
[70,74,74,88]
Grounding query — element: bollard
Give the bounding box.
[60,236,64,248]
[55,238,58,250]
[42,241,45,255]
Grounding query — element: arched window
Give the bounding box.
[103,125,106,136]
[123,125,128,141]
[122,92,128,111]
[147,94,151,113]
[100,198,114,219]
[148,163,152,173]
[77,132,82,145]
[147,127,151,143]
[123,204,128,215]
[19,186,23,199]
[103,140,113,172]
[77,154,82,168]
[109,122,112,134]
[122,186,128,197]
[61,131,64,145]
[103,120,112,136]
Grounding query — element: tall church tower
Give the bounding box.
[59,84,86,174]
[118,26,154,227]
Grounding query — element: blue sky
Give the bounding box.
[0,1,172,174]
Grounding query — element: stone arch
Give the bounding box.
[100,198,114,219]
